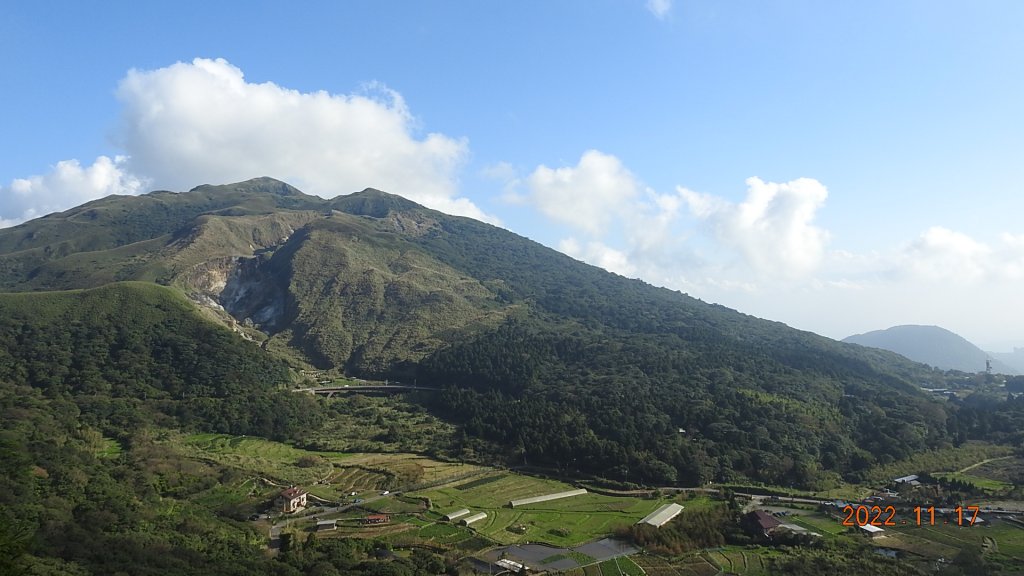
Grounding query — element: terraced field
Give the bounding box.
[633,554,719,576]
[702,548,772,576]
[176,433,484,501]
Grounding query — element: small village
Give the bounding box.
[251,465,1024,575]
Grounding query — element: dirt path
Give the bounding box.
[958,455,1013,474]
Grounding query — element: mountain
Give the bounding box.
[0,178,964,488]
[843,325,1018,374]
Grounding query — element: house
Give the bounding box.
[742,510,782,538]
[360,514,391,525]
[893,475,919,484]
[276,487,308,513]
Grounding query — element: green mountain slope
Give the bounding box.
[0,178,965,487]
[0,282,325,440]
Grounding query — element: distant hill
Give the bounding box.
[990,348,1024,374]
[843,325,1018,374]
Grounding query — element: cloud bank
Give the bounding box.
[0,156,144,226]
[0,57,491,227]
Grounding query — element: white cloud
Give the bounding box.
[559,237,637,277]
[482,161,524,203]
[526,150,641,235]
[646,0,673,20]
[891,227,1024,283]
[1,58,494,228]
[524,150,699,280]
[0,156,145,226]
[114,58,491,222]
[901,226,991,282]
[681,176,830,278]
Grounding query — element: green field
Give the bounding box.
[783,512,848,538]
[413,473,668,547]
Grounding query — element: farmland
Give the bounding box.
[165,432,1024,575]
[413,473,670,547]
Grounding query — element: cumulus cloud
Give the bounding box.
[680,176,831,278]
[521,150,706,284]
[902,226,992,282]
[0,58,493,228]
[559,237,637,277]
[0,156,145,226]
[646,0,673,20]
[113,58,491,222]
[526,150,641,235]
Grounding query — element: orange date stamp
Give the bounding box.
[841,505,979,526]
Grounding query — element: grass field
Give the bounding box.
[413,472,668,547]
[932,471,1015,493]
[783,512,848,538]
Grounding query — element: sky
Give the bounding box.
[2,1,1023,350]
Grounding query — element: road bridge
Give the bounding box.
[295,385,439,398]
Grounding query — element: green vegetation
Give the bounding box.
[302,394,459,457]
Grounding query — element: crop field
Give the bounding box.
[598,556,645,576]
[413,473,666,547]
[633,554,715,576]
[874,517,1024,568]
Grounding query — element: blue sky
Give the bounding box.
[3,1,1023,350]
